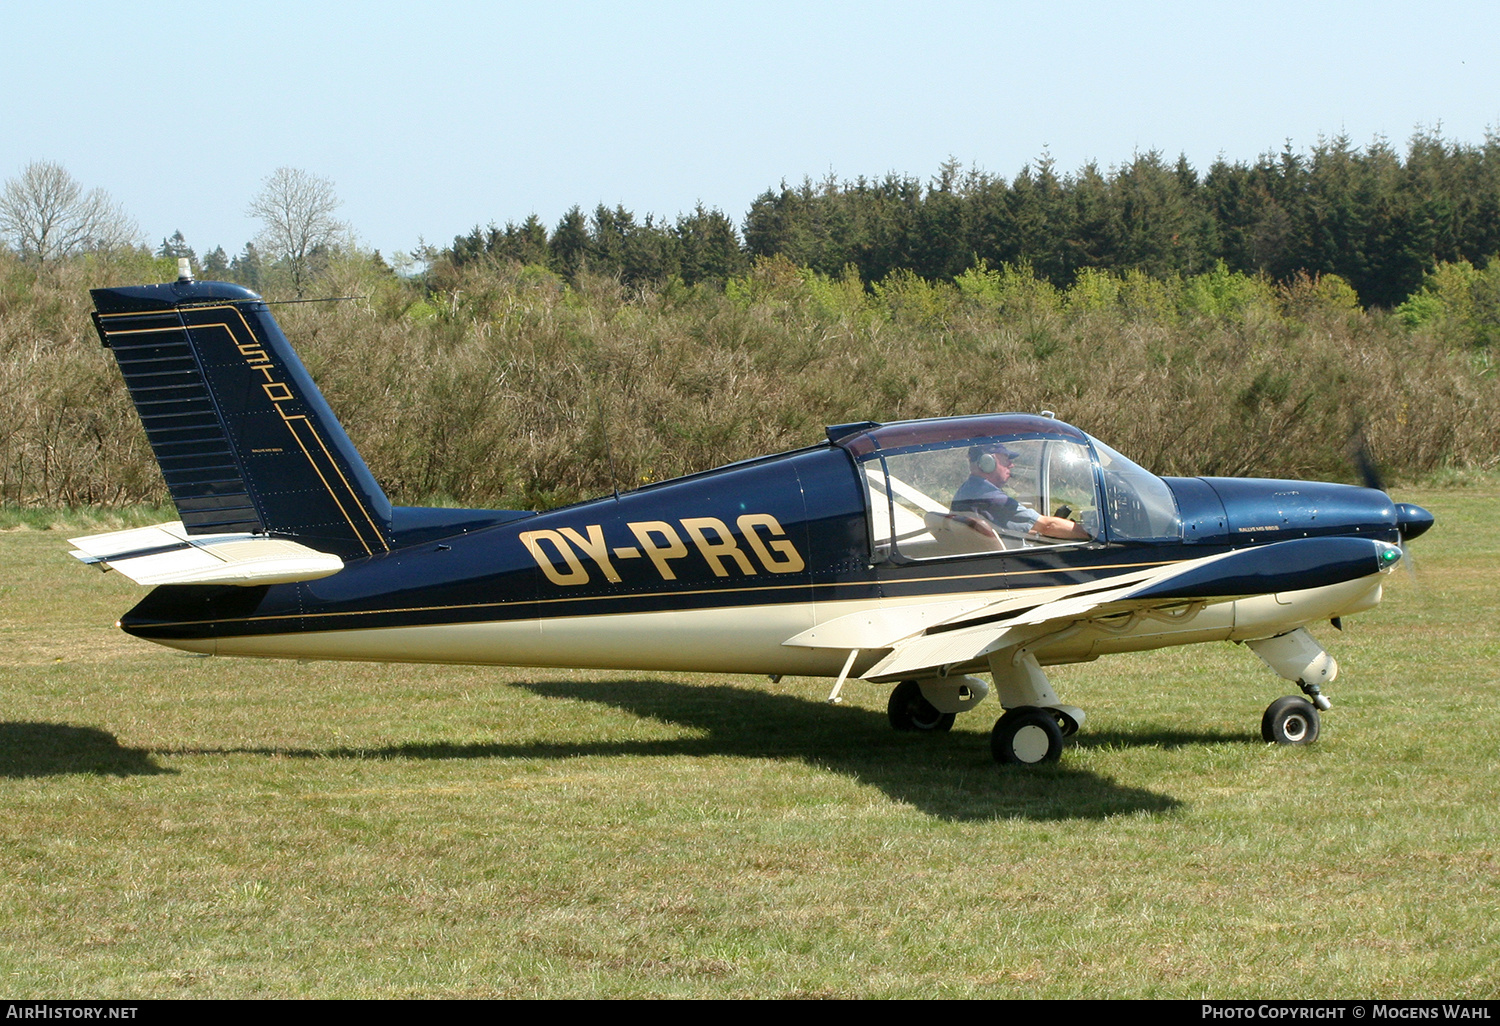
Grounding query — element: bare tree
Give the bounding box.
[0,161,140,263]
[246,167,349,296]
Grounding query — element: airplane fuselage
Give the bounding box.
[118,439,1404,679]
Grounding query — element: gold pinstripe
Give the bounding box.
[130,558,1183,631]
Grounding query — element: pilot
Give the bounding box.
[951,443,1090,540]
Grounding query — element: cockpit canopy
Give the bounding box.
[832,414,1181,560]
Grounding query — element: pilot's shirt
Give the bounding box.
[950,475,1041,532]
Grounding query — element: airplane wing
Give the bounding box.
[69,521,344,587]
[784,537,1400,683]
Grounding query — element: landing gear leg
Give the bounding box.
[1248,629,1336,745]
[1299,680,1332,711]
[985,649,1084,766]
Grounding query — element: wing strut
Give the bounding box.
[826,649,860,705]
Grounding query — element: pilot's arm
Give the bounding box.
[1029,514,1091,540]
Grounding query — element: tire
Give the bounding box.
[1261,695,1321,745]
[991,706,1064,765]
[887,680,956,733]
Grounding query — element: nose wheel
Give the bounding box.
[1261,695,1321,745]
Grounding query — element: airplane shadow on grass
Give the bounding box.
[0,722,176,778]
[164,678,1217,822]
[495,679,1200,822]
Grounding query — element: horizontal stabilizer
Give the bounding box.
[69,522,343,587]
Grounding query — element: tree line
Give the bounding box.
[8,131,1499,312]
[4,138,1497,515]
[444,131,1500,308]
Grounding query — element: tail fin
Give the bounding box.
[91,280,392,559]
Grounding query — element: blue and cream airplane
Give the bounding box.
[69,270,1434,766]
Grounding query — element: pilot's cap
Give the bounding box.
[969,442,1019,463]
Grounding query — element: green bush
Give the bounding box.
[1397,259,1500,348]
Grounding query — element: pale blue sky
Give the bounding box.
[4,1,1497,262]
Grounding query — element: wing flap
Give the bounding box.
[851,556,1233,682]
[69,521,343,586]
[861,622,1046,680]
[783,559,1192,654]
[862,581,1159,680]
[782,596,1000,650]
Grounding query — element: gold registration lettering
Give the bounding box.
[680,517,757,577]
[737,513,805,573]
[523,513,806,585]
[560,525,622,583]
[627,521,691,581]
[520,530,590,586]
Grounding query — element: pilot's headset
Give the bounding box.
[971,445,1012,474]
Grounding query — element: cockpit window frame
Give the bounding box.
[837,414,1183,561]
[855,430,1103,565]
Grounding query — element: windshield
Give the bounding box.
[1089,438,1182,541]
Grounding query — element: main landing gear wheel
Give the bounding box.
[887,680,956,733]
[991,706,1064,765]
[1261,695,1321,745]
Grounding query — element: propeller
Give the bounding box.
[1347,422,1432,587]
[1349,423,1386,493]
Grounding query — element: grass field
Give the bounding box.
[1,483,1496,998]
